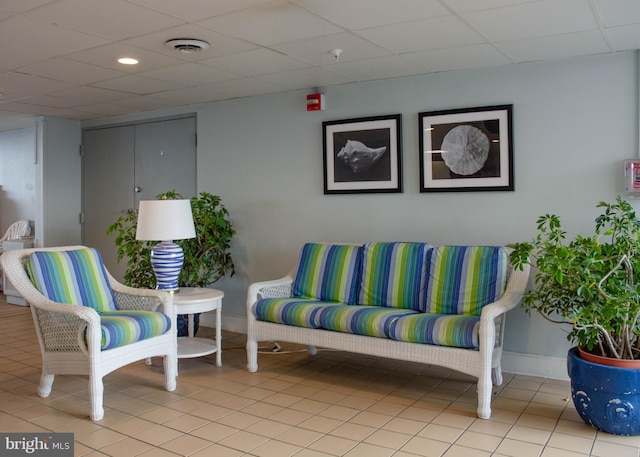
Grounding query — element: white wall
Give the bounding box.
[0,127,36,234]
[84,51,638,377]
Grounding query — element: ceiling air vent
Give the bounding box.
[165,39,210,54]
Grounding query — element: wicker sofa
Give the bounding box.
[246,242,530,419]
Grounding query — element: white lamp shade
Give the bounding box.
[135,199,196,241]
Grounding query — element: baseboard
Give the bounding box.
[502,351,569,380]
[200,312,246,334]
[202,314,569,380]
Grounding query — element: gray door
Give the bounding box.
[82,116,197,281]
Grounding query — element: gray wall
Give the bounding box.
[0,127,36,234]
[0,118,81,248]
[78,50,640,375]
[37,117,82,247]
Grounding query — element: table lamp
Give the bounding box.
[135,199,196,292]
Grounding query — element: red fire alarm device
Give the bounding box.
[306,93,325,111]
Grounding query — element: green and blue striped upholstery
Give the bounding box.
[357,242,430,310]
[317,304,418,338]
[389,313,481,349]
[423,246,508,315]
[28,248,172,351]
[99,311,172,350]
[253,298,343,328]
[28,248,118,312]
[292,243,361,304]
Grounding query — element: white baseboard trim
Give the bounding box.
[202,314,569,380]
[502,351,569,380]
[201,313,246,334]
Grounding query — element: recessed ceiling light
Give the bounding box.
[117,57,139,65]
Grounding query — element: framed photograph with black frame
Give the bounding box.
[419,105,513,192]
[323,114,402,194]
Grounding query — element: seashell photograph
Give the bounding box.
[332,128,391,182]
[337,140,387,174]
[323,114,403,194]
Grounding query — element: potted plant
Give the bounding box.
[509,196,640,435]
[107,190,235,336]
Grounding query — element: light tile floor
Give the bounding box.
[1,298,640,457]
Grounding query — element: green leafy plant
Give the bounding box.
[106,190,235,289]
[509,196,640,359]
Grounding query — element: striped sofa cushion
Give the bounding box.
[28,248,118,312]
[357,242,430,310]
[292,243,361,304]
[423,246,509,315]
[99,311,172,350]
[388,313,481,349]
[253,298,343,329]
[317,304,418,338]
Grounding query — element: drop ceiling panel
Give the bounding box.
[128,0,274,22]
[595,0,640,27]
[140,63,239,86]
[199,77,286,98]
[65,44,185,73]
[257,67,354,90]
[273,32,391,66]
[25,0,182,40]
[123,24,258,60]
[18,58,124,85]
[403,44,512,73]
[50,86,136,105]
[606,24,640,51]
[497,31,610,63]
[201,48,310,77]
[295,0,450,29]
[324,55,428,82]
[356,16,486,54]
[1,0,640,123]
[0,16,108,56]
[464,0,598,42]
[91,75,184,94]
[196,2,343,46]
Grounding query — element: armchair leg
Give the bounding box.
[38,373,54,397]
[492,366,503,386]
[89,375,104,421]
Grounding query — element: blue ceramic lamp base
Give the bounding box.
[150,240,184,291]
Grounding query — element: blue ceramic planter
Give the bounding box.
[567,347,640,435]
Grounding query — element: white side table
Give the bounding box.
[173,287,223,367]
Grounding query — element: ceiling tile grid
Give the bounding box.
[0,0,637,122]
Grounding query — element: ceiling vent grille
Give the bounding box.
[165,39,210,53]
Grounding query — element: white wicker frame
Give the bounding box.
[246,247,530,420]
[1,246,177,421]
[0,220,31,247]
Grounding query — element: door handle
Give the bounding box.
[134,186,142,193]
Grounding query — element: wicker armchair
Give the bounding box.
[1,246,177,421]
[0,220,31,247]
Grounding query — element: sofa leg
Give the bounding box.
[246,340,258,372]
[307,345,317,356]
[164,353,177,391]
